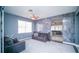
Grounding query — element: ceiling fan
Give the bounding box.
[28,9,40,20]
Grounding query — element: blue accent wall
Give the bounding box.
[4,13,33,40]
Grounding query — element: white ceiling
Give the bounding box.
[5,6,77,19]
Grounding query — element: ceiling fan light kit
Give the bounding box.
[28,9,40,20]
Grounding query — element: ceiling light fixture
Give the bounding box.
[28,9,39,20]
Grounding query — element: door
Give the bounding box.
[51,20,63,42]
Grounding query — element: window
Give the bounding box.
[18,20,32,33]
[51,25,62,31]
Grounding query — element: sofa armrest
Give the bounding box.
[13,40,25,46]
[12,41,25,53]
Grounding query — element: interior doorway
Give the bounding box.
[51,19,63,43]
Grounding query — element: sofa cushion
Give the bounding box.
[13,38,18,43]
[34,32,38,37]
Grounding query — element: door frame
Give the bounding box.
[0,6,4,53]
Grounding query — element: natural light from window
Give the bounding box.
[51,25,62,31]
[18,20,32,33]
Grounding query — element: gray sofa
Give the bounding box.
[32,32,50,42]
[4,37,25,53]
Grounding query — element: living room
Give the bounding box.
[0,6,79,53]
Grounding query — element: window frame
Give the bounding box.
[18,20,32,33]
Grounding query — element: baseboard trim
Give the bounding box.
[73,46,79,53]
[63,41,79,53]
[63,41,79,47]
